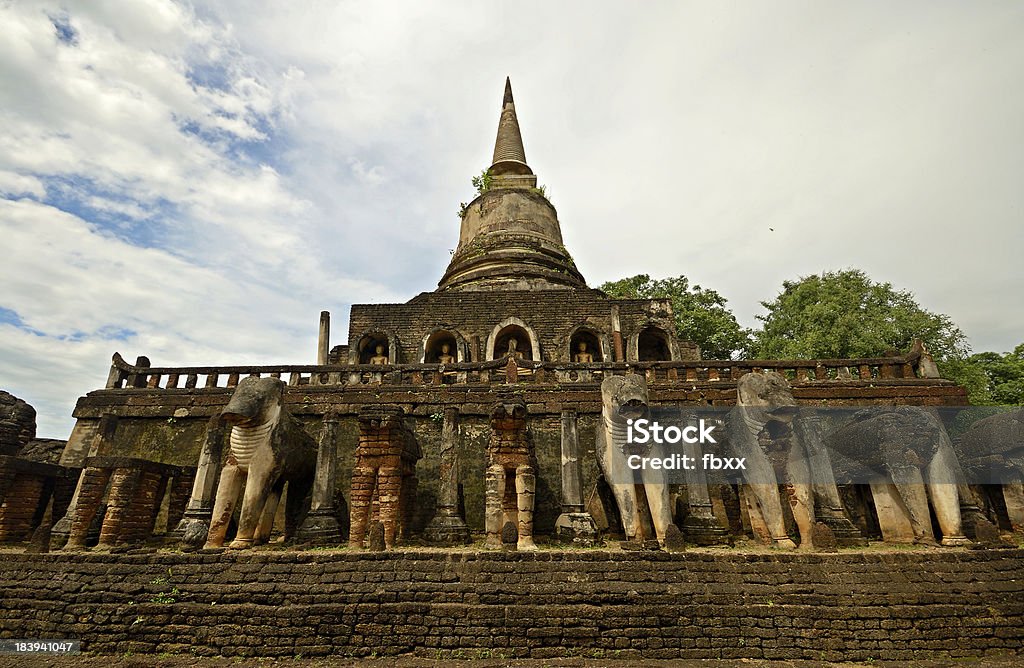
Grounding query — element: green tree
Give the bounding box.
[599,274,751,359]
[943,344,1024,405]
[749,269,969,362]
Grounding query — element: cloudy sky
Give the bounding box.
[2,1,1022,437]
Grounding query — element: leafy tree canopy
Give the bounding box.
[942,345,1024,405]
[599,274,751,359]
[749,268,969,361]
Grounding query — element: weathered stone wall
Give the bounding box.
[64,380,967,536]
[347,289,691,364]
[1,549,1021,661]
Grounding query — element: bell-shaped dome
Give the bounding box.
[438,79,586,292]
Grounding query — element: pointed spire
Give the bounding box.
[490,77,532,176]
[502,76,515,105]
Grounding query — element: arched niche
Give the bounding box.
[420,328,467,364]
[568,327,606,363]
[486,317,540,361]
[353,332,400,365]
[630,326,674,362]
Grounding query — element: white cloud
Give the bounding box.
[0,170,45,198]
[1,1,1022,437]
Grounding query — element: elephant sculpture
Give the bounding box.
[957,408,1024,531]
[728,371,860,550]
[826,406,969,546]
[204,377,316,549]
[595,374,673,545]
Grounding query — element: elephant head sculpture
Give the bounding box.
[204,376,316,549]
[595,373,673,545]
[729,371,809,549]
[827,406,969,546]
[955,407,1024,532]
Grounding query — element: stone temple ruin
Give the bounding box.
[1,79,1022,661]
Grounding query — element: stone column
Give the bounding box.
[680,438,730,545]
[317,311,331,365]
[51,414,118,547]
[172,416,225,547]
[297,412,342,544]
[554,410,598,545]
[424,407,470,544]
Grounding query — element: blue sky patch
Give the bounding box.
[41,176,178,249]
[0,307,46,337]
[0,306,25,327]
[49,13,78,46]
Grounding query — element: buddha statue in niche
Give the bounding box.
[437,343,455,365]
[369,344,389,365]
[507,337,525,360]
[574,341,594,363]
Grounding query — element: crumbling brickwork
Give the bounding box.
[0,466,45,542]
[63,365,969,538]
[0,550,1020,660]
[65,457,195,549]
[349,408,420,549]
[484,401,537,549]
[0,392,75,544]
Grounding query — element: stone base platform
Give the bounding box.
[1,548,1022,662]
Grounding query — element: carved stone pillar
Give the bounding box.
[680,438,730,545]
[424,407,470,545]
[554,410,598,545]
[317,311,330,365]
[484,401,537,551]
[297,412,342,544]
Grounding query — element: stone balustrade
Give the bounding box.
[104,347,941,392]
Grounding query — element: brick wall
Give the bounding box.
[1,549,1021,661]
[348,289,685,363]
